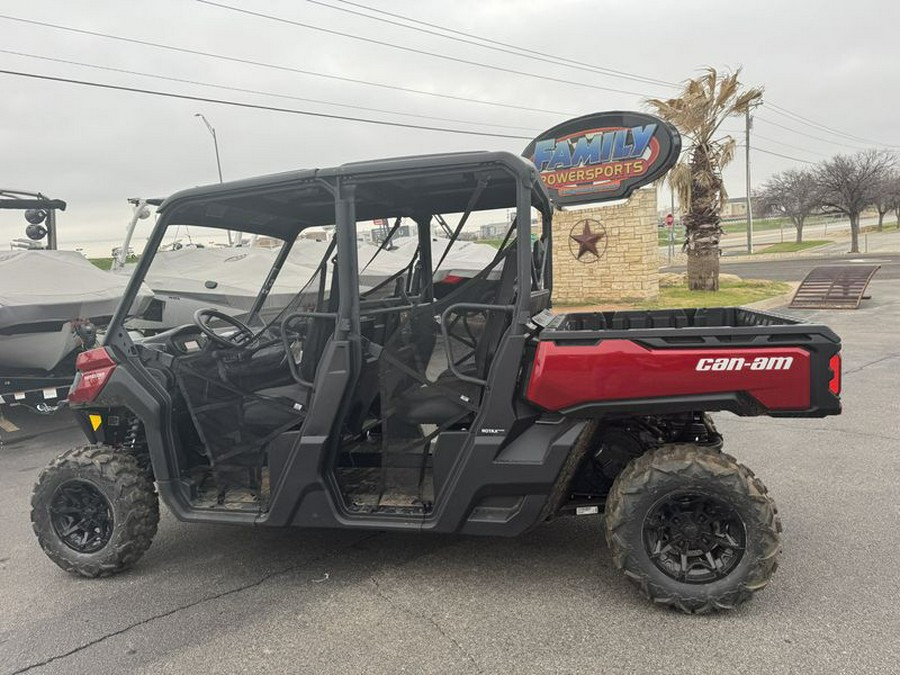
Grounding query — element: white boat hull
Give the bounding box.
[0,323,81,371]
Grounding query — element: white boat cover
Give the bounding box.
[117,237,501,329]
[0,250,136,329]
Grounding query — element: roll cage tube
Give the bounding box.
[246,234,297,321]
[515,173,535,322]
[104,212,171,352]
[334,180,359,339]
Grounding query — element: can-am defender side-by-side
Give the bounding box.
[31,152,842,613]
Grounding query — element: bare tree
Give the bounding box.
[872,167,899,231]
[756,168,821,243]
[883,171,900,228]
[815,150,895,253]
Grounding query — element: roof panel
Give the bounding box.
[158,151,549,238]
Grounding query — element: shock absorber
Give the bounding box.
[123,414,152,475]
[124,415,140,449]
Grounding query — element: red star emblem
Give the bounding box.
[570,220,605,259]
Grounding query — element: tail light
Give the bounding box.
[828,353,841,396]
[440,274,465,284]
[68,347,117,404]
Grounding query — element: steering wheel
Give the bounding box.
[193,308,255,349]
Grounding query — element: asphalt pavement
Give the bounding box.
[1,282,899,674]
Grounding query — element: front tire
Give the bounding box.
[31,445,159,577]
[604,443,781,613]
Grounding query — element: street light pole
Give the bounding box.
[194,113,223,183]
[194,113,233,244]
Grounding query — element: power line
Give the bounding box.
[307,0,676,89]
[738,143,816,164]
[755,115,872,151]
[750,145,815,164]
[752,132,832,159]
[3,10,883,166]
[0,13,581,118]
[195,0,655,98]
[0,69,534,140]
[0,49,542,133]
[766,102,900,148]
[330,0,676,88]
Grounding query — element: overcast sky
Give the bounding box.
[2,0,899,255]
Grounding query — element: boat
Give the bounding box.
[0,250,148,370]
[0,191,146,409]
[124,245,308,332]
[113,198,503,334]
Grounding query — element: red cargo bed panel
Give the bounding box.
[525,339,811,412]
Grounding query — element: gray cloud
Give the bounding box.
[2,0,897,255]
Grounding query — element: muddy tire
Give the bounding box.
[31,445,159,577]
[604,443,781,613]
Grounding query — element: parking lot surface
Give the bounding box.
[1,281,898,675]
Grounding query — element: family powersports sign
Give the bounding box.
[523,111,681,206]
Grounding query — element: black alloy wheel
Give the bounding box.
[49,480,114,553]
[642,491,746,584]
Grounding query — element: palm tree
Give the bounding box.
[647,68,762,290]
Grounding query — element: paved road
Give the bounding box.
[718,217,879,252]
[661,217,889,255]
[2,283,899,674]
[665,253,900,282]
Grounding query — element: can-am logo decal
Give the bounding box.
[696,356,794,372]
[522,111,681,207]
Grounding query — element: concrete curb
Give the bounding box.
[741,282,799,311]
[723,245,839,263]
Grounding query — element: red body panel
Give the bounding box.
[525,339,812,412]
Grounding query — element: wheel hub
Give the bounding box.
[642,491,746,584]
[49,480,114,554]
[680,521,701,540]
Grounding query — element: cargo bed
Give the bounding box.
[526,307,841,418]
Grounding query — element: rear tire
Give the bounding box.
[604,443,781,613]
[31,445,159,577]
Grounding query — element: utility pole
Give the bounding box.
[745,106,754,254]
[669,185,676,263]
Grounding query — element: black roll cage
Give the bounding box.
[92,152,583,533]
[106,151,553,353]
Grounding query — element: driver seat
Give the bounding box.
[242,262,339,429]
[242,383,309,428]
